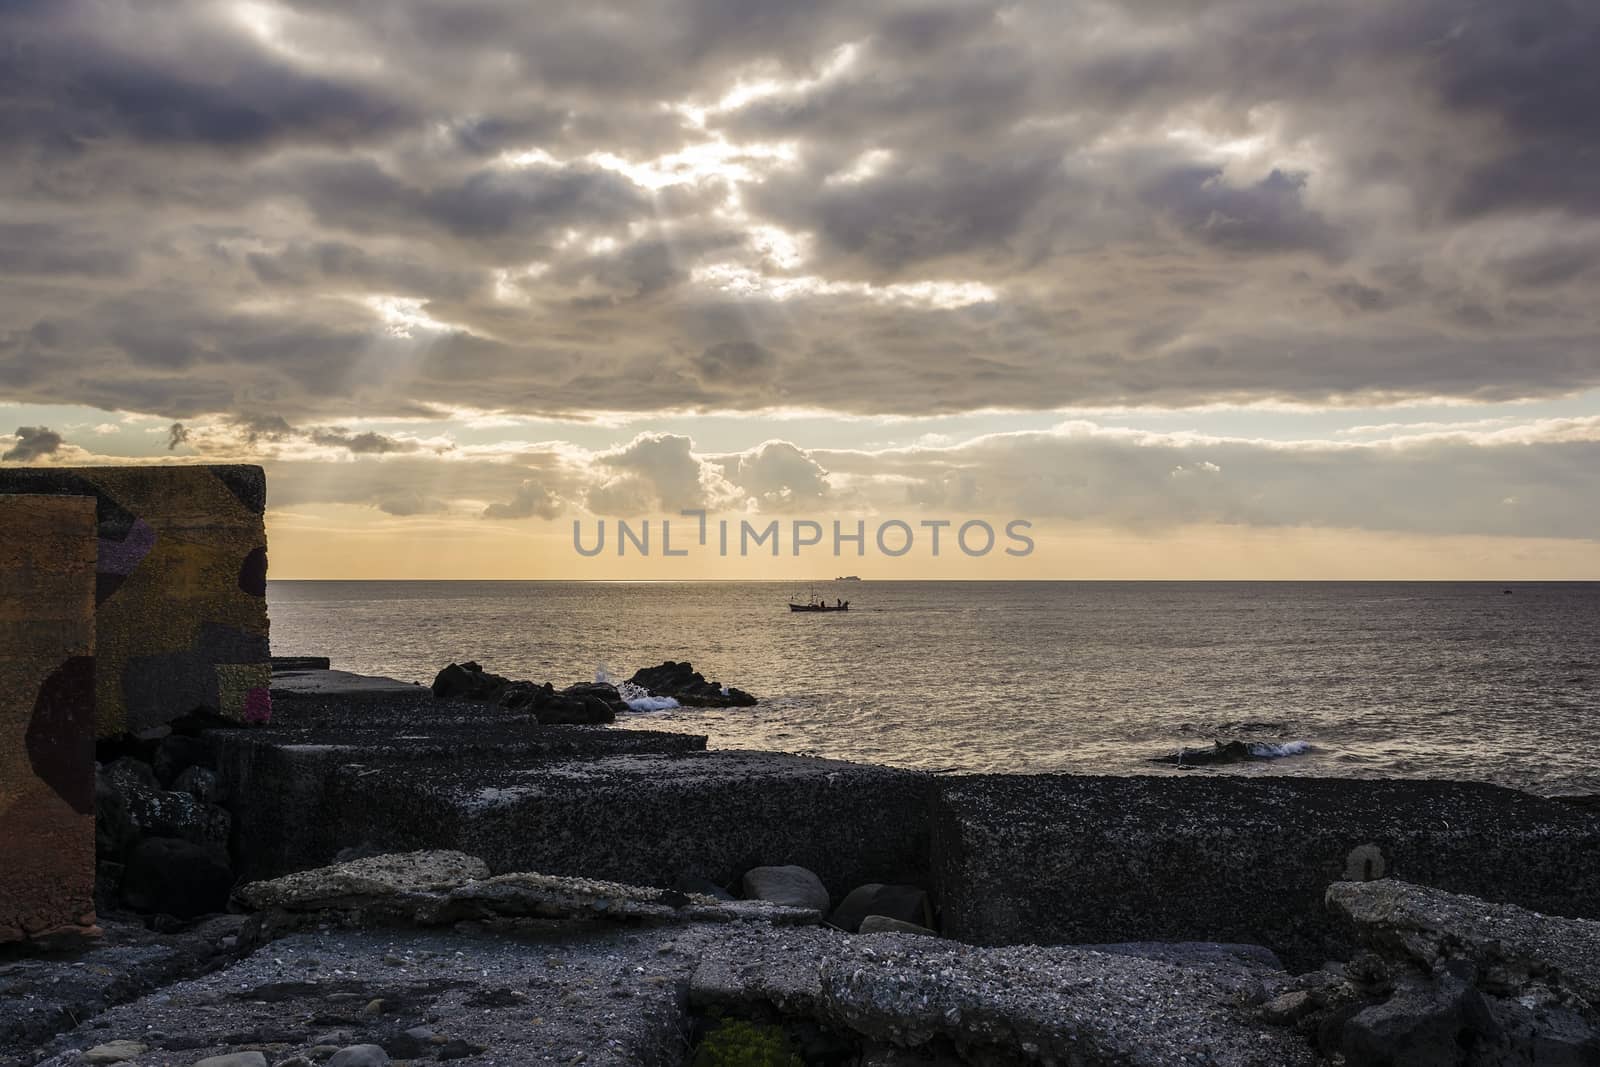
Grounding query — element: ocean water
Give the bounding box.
[267,581,1600,796]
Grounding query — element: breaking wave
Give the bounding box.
[597,664,680,713]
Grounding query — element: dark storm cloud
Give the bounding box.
[2,0,1599,424]
[0,0,413,154]
[2,425,63,462]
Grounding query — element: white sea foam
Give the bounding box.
[1247,740,1311,758]
[597,664,680,712]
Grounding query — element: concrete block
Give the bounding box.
[0,494,98,944]
[0,465,270,735]
[932,774,1600,966]
[333,751,932,896]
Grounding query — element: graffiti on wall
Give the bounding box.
[0,494,98,943]
[0,465,271,736]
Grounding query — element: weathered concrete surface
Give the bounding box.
[0,495,97,945]
[933,775,1600,966]
[689,924,1317,1065]
[268,669,422,699]
[0,466,270,735]
[334,750,931,897]
[1328,878,1600,1012]
[23,925,700,1067]
[0,917,245,1062]
[232,850,820,930]
[211,688,708,879]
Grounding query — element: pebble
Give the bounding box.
[193,1055,269,1067]
[325,1045,390,1067]
[83,1042,146,1064]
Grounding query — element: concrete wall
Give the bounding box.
[0,465,270,736]
[932,774,1600,967]
[0,495,98,944]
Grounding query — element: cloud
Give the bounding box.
[483,480,562,520]
[166,422,189,450]
[0,0,1598,429]
[2,425,64,462]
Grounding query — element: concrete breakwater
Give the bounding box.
[12,661,1600,1065]
[208,667,1600,969]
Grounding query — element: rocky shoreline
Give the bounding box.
[4,659,1599,1065]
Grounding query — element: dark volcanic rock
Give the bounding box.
[428,664,619,723]
[627,661,758,707]
[1150,739,1307,766]
[429,661,510,702]
[121,837,234,918]
[830,884,933,933]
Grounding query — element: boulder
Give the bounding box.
[831,884,932,933]
[194,1055,269,1067]
[152,734,214,786]
[744,865,830,913]
[121,837,233,918]
[173,765,225,805]
[1321,879,1600,1064]
[627,661,758,707]
[82,1041,146,1064]
[326,1047,389,1067]
[430,661,510,702]
[119,778,232,853]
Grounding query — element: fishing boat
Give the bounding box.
[788,587,849,612]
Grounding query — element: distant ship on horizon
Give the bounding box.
[835,575,863,581]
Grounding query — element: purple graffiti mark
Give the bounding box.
[98,519,157,576]
[26,656,95,815]
[244,688,271,724]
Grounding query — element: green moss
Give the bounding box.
[691,1018,804,1067]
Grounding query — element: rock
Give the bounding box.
[95,766,139,860]
[1259,989,1314,1025]
[436,1038,486,1060]
[326,1045,390,1067]
[174,765,226,804]
[83,1040,146,1063]
[1149,739,1308,766]
[1327,879,1600,1064]
[104,756,160,793]
[626,661,758,707]
[1327,878,1600,1008]
[559,682,628,718]
[235,850,490,911]
[1341,969,1495,1067]
[673,876,735,902]
[830,883,931,932]
[858,915,937,936]
[121,837,234,917]
[430,661,511,702]
[113,766,232,852]
[532,687,614,725]
[194,1055,269,1067]
[743,865,830,913]
[153,734,214,786]
[234,852,820,929]
[273,1058,314,1067]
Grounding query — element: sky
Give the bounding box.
[1,0,1597,578]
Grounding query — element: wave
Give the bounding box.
[1248,740,1311,758]
[597,664,681,713]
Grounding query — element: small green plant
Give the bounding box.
[691,1018,803,1067]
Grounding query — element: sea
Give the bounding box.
[266,580,1600,796]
